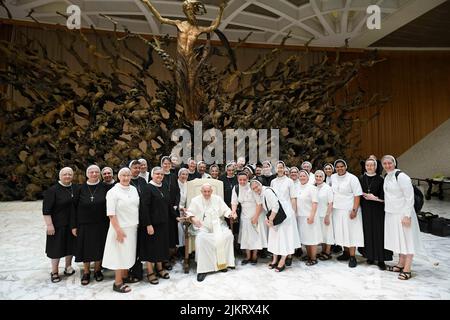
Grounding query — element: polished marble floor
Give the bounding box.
[0,199,449,300]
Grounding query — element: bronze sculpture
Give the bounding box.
[141,0,228,121]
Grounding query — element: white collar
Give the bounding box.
[364,172,377,177]
[386,169,399,176]
[87,180,100,185]
[58,181,72,187]
[150,180,162,187]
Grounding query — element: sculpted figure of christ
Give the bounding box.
[141,0,228,120]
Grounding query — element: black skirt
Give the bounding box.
[45,225,75,259]
[139,223,170,263]
[168,210,179,248]
[74,222,109,262]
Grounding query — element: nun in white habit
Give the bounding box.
[314,170,335,261]
[269,161,302,267]
[186,183,237,282]
[176,168,189,247]
[102,167,140,293]
[331,159,364,268]
[270,162,302,253]
[301,161,316,185]
[296,170,322,265]
[382,155,425,280]
[231,172,267,264]
[138,158,150,183]
[323,163,334,186]
[250,179,296,272]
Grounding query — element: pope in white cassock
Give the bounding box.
[186,183,238,282]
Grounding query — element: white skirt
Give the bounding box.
[238,213,268,250]
[385,210,424,255]
[267,200,300,256]
[319,215,335,245]
[332,208,364,247]
[102,225,137,270]
[297,216,323,245]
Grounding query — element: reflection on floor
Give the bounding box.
[0,200,449,300]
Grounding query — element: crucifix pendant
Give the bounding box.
[90,196,94,202]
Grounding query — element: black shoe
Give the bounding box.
[197,273,207,282]
[241,259,250,265]
[332,245,343,254]
[367,259,375,265]
[220,268,228,272]
[349,257,357,268]
[285,257,293,266]
[378,262,387,270]
[337,253,350,261]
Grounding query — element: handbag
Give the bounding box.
[264,188,287,226]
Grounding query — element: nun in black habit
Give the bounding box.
[161,156,181,266]
[139,167,171,285]
[71,165,109,285]
[42,167,77,283]
[128,159,148,281]
[359,158,393,270]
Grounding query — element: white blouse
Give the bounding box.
[384,169,415,217]
[308,172,316,185]
[261,187,280,213]
[331,172,362,210]
[231,183,259,218]
[296,183,318,217]
[316,183,334,217]
[106,184,139,228]
[178,180,187,209]
[270,175,296,202]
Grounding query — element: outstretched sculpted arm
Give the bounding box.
[140,0,178,26]
[200,0,227,33]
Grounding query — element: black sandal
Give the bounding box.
[306,259,318,266]
[398,271,412,280]
[113,282,131,293]
[387,265,404,273]
[268,263,277,269]
[50,272,61,283]
[318,253,332,261]
[241,259,250,265]
[275,264,286,272]
[147,273,159,285]
[123,275,140,283]
[81,273,90,286]
[94,270,103,282]
[156,269,170,279]
[64,266,75,276]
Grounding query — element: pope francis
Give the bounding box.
[186,183,237,282]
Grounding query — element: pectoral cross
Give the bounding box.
[90,196,94,202]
